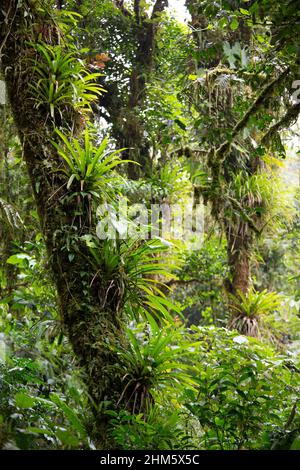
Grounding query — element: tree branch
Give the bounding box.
[227,196,261,235]
[215,68,290,161]
[0,1,17,59]
[114,0,132,17]
[151,0,168,19]
[166,278,202,287]
[134,0,140,21]
[260,101,300,147]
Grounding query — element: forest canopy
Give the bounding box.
[1,0,300,453]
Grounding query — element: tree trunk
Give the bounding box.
[0,1,126,448]
[225,223,252,295]
[0,112,17,296]
[103,1,168,179]
[117,16,158,179]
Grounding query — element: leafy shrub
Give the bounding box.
[0,357,91,449]
[183,326,300,450]
[106,324,300,450]
[108,406,195,450]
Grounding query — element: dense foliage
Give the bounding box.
[0,0,300,451]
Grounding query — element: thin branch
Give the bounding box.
[260,101,300,147]
[151,0,168,19]
[215,68,290,161]
[134,0,140,21]
[206,67,267,80]
[114,0,132,18]
[0,1,17,59]
[166,278,203,287]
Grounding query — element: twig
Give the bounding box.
[0,1,17,59]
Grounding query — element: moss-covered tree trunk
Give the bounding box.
[0,1,125,448]
[0,117,14,295]
[225,225,252,295]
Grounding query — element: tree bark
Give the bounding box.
[0,111,17,296]
[109,0,168,179]
[0,1,126,448]
[225,224,252,296]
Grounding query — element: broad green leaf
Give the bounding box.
[15,392,35,409]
